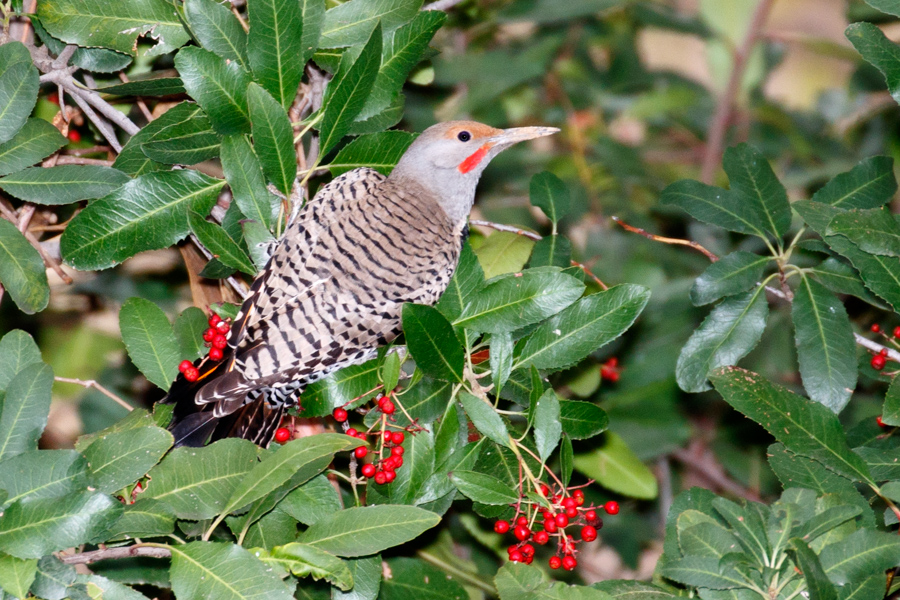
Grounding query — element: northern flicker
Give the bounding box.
[165,121,559,447]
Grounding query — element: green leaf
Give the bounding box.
[170,541,294,600]
[72,574,148,600]
[0,492,122,559]
[119,297,181,391]
[450,470,518,505]
[826,207,900,257]
[334,555,380,600]
[36,0,190,56]
[792,275,857,413]
[357,11,445,121]
[808,257,882,307]
[573,432,657,499]
[811,155,897,209]
[710,368,872,484]
[0,43,39,145]
[866,0,900,17]
[793,505,863,543]
[189,211,257,275]
[530,235,572,268]
[475,231,535,279]
[247,0,305,109]
[366,428,433,506]
[711,497,769,565]
[819,528,900,585]
[140,114,221,166]
[435,242,484,321]
[220,135,280,230]
[533,388,561,460]
[144,438,259,519]
[591,581,678,599]
[490,330,513,399]
[328,131,417,177]
[0,449,87,507]
[0,218,49,315]
[113,102,202,176]
[454,270,584,333]
[184,0,248,68]
[0,553,37,599]
[660,556,745,590]
[0,363,53,463]
[279,474,342,526]
[247,83,296,195]
[402,304,465,382]
[320,0,422,48]
[529,171,572,228]
[459,390,510,447]
[82,426,173,494]
[106,498,175,540]
[381,351,401,393]
[261,543,352,590]
[722,143,791,240]
[96,77,186,96]
[382,557,468,600]
[243,220,277,271]
[514,284,650,372]
[677,521,740,558]
[560,434,573,486]
[301,358,382,416]
[690,252,769,306]
[660,179,768,238]
[175,306,209,361]
[0,118,66,177]
[175,46,251,135]
[221,433,357,517]
[301,0,326,65]
[676,287,768,393]
[0,330,42,393]
[347,94,405,135]
[884,375,900,426]
[297,505,440,557]
[495,562,612,600]
[61,169,225,271]
[30,555,76,600]
[0,165,129,204]
[846,22,900,105]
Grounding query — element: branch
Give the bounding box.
[672,448,761,502]
[854,333,900,364]
[59,545,171,565]
[51,156,115,166]
[700,0,775,184]
[65,89,122,153]
[54,377,133,412]
[611,216,720,262]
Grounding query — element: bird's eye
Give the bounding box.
[457,131,471,142]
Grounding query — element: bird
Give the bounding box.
[164,120,559,447]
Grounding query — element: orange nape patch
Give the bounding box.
[458,144,492,174]
[441,122,502,141]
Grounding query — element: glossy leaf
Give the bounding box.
[141,114,221,166]
[0,363,54,463]
[533,388,561,460]
[450,470,518,505]
[301,0,326,65]
[402,304,465,382]
[82,426,173,494]
[61,170,225,271]
[0,330,42,393]
[819,528,900,585]
[811,155,896,209]
[530,235,572,268]
[792,275,857,413]
[530,171,572,228]
[189,211,257,275]
[262,543,352,590]
[0,219,49,315]
[722,143,791,240]
[320,0,422,48]
[247,0,305,109]
[436,242,484,321]
[846,22,900,105]
[175,46,251,135]
[119,297,181,391]
[0,118,66,177]
[808,257,881,307]
[475,231,535,279]
[319,24,383,155]
[710,368,871,484]
[328,131,417,176]
[97,77,186,96]
[690,252,769,306]
[334,555,381,600]
[0,42,39,145]
[0,449,86,507]
[514,284,650,372]
[573,432,657,499]
[826,207,900,257]
[459,390,510,447]
[279,474,342,526]
[30,555,76,600]
[660,179,768,237]
[494,562,612,600]
[884,375,900,426]
[106,498,176,540]
[559,399,608,440]
[676,287,768,393]
[297,505,440,557]
[184,0,248,68]
[175,306,209,361]
[0,553,37,599]
[491,330,513,399]
[302,358,382,416]
[381,557,467,600]
[660,556,745,590]
[220,135,280,230]
[169,541,294,600]
[248,83,296,195]
[0,165,129,204]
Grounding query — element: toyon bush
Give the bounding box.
[1,0,900,599]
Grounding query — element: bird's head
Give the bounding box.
[390,120,559,224]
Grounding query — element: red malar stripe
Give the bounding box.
[458,144,491,174]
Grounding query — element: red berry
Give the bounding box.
[585,510,599,524]
[606,357,618,367]
[179,360,193,373]
[392,456,404,468]
[203,328,216,342]
[872,324,882,333]
[208,347,222,361]
[354,446,368,459]
[555,514,569,528]
[573,489,584,499]
[513,525,531,541]
[562,556,577,571]
[382,456,396,470]
[346,428,358,437]
[384,470,396,483]
[509,551,524,563]
[562,497,577,510]
[333,408,348,422]
[543,519,558,533]
[374,471,387,485]
[581,525,598,542]
[383,431,393,442]
[539,483,550,497]
[391,445,404,456]
[872,355,887,370]
[67,130,81,143]
[604,501,620,515]
[877,415,887,428]
[894,326,900,339]
[524,556,533,565]
[881,349,889,357]
[391,431,405,445]
[184,367,199,382]
[542,510,554,520]
[47,92,59,104]
[361,463,376,478]
[521,544,535,557]
[494,520,510,534]
[507,545,518,555]
[516,516,528,527]
[533,531,549,545]
[380,400,395,414]
[215,320,229,333]
[549,556,562,569]
[209,313,221,326]
[566,506,579,518]
[212,335,228,349]
[274,427,291,443]
[356,431,367,440]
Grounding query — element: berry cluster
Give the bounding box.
[175,313,233,382]
[495,484,619,570]
[867,324,900,371]
[600,357,620,383]
[331,392,410,485]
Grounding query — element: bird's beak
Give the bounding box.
[489,126,560,146]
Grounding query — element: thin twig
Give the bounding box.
[854,333,900,364]
[66,90,122,152]
[118,72,154,123]
[422,0,467,10]
[50,156,115,166]
[672,448,761,501]
[700,0,775,183]
[55,377,133,411]
[612,216,720,262]
[58,545,170,565]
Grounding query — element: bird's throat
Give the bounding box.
[458,144,492,174]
